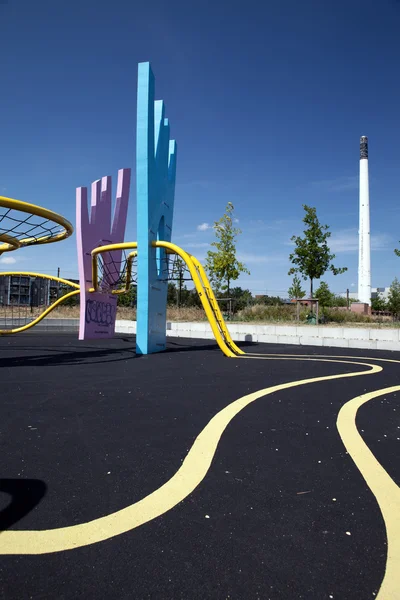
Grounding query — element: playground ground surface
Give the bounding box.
[0,333,399,599]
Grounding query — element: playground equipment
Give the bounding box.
[0,195,73,253]
[90,240,244,358]
[0,62,243,357]
[0,195,77,333]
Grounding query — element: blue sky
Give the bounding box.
[1,0,399,296]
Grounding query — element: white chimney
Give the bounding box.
[358,136,371,305]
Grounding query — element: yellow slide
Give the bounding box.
[152,242,243,358]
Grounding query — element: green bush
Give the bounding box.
[322,308,372,323]
[238,304,297,322]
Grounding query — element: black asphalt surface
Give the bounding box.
[0,333,399,599]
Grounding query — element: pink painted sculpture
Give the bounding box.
[76,169,131,339]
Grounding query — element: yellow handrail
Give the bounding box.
[189,254,245,355]
[153,241,236,357]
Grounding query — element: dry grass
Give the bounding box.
[0,304,206,322]
[1,303,399,328]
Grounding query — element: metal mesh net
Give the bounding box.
[97,249,136,293]
[95,250,193,293]
[0,273,78,330]
[0,207,67,249]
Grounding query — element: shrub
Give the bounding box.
[237,304,296,322]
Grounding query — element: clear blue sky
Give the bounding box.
[1,0,399,296]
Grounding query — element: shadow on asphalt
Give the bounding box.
[0,479,47,531]
[0,338,259,369]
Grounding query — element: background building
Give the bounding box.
[0,275,79,306]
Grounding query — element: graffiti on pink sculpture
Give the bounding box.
[76,168,131,339]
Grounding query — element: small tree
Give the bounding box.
[256,295,283,306]
[171,257,186,307]
[288,205,347,297]
[206,202,250,295]
[387,278,400,318]
[288,274,306,300]
[229,287,253,312]
[117,285,137,307]
[371,293,387,312]
[59,285,79,307]
[395,245,400,257]
[315,281,333,310]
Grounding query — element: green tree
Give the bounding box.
[117,285,137,307]
[167,283,177,306]
[59,285,79,307]
[170,257,186,307]
[395,245,400,257]
[205,202,250,295]
[371,293,387,312]
[331,295,348,307]
[315,281,333,309]
[256,295,283,306]
[288,205,347,297]
[229,287,253,312]
[288,274,306,299]
[387,278,400,318]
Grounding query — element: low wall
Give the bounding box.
[3,318,399,352]
[0,318,80,332]
[115,320,400,352]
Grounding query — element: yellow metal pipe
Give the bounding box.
[90,241,239,357]
[189,254,244,355]
[0,233,21,252]
[153,241,236,357]
[0,272,80,289]
[91,242,138,293]
[125,251,138,292]
[0,289,80,335]
[0,196,74,252]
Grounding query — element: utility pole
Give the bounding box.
[57,267,60,300]
[346,288,350,309]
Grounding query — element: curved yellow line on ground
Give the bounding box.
[247,352,400,365]
[337,386,400,600]
[0,358,380,555]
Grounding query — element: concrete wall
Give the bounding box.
[115,320,400,352]
[5,318,399,352]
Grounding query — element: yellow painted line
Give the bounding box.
[337,386,400,600]
[0,358,380,555]
[246,352,400,365]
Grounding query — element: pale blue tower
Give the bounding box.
[136,62,177,354]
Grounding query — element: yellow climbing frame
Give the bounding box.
[0,272,80,335]
[0,196,74,253]
[91,240,243,358]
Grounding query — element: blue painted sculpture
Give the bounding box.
[136,62,178,354]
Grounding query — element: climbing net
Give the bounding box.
[94,248,193,294]
[0,196,73,253]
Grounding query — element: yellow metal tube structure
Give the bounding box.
[91,242,139,294]
[0,233,21,252]
[0,289,80,335]
[0,196,74,253]
[125,251,138,292]
[153,241,236,357]
[188,254,245,355]
[0,272,80,289]
[91,241,238,357]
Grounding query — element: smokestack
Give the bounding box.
[358,136,371,305]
